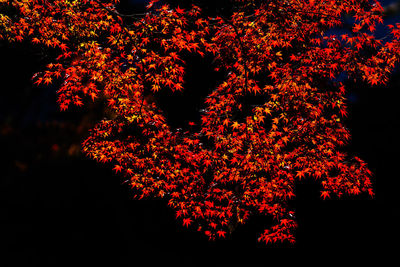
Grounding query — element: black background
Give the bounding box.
[1,0,399,265]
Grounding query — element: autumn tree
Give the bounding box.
[1,0,400,244]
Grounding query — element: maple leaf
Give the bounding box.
[217,230,226,238]
[183,218,192,227]
[321,191,330,200]
[113,165,122,173]
[296,170,306,179]
[231,121,240,130]
[59,43,68,52]
[32,37,40,44]
[43,77,52,85]
[126,168,134,176]
[175,6,185,15]
[204,159,212,167]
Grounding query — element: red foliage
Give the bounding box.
[2,0,400,244]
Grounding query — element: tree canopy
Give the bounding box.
[1,0,400,244]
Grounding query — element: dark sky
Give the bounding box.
[1,1,399,265]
